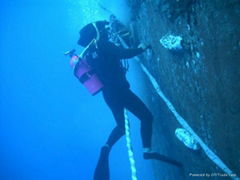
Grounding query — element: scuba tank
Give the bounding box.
[65,45,104,96]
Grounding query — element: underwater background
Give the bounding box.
[1,0,240,180]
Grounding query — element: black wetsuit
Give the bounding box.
[93,40,153,148]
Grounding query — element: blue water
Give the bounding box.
[0,0,153,179]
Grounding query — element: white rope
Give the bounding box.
[124,110,138,180]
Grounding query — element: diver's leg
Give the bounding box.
[122,90,182,167]
[105,125,125,149]
[103,90,126,149]
[94,90,125,180]
[123,89,153,149]
[106,104,125,148]
[94,105,125,180]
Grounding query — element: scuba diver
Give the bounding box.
[77,20,154,157]
[72,20,182,179]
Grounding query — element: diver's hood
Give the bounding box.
[78,21,109,47]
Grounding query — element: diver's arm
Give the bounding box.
[115,46,145,59]
[100,41,145,59]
